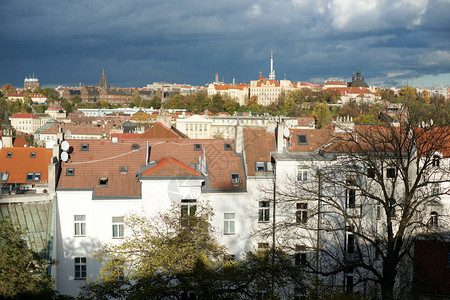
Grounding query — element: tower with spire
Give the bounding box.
[269,50,276,80]
[1,103,14,148]
[98,68,109,90]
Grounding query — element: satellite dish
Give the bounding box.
[61,141,70,151]
[61,151,69,162]
[283,127,290,138]
[65,130,72,139]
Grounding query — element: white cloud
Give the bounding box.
[246,4,262,18]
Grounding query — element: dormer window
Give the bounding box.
[432,155,440,167]
[99,178,108,185]
[224,143,232,151]
[119,166,128,174]
[30,152,36,158]
[194,144,202,151]
[6,152,12,158]
[231,173,241,185]
[26,172,41,182]
[81,144,89,151]
[256,162,265,172]
[297,134,308,145]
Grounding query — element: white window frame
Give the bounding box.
[297,166,308,182]
[74,215,86,236]
[258,201,270,222]
[296,202,308,224]
[112,216,125,238]
[74,257,87,279]
[224,213,235,235]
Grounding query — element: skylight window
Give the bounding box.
[224,143,232,151]
[66,168,75,176]
[131,144,140,150]
[99,177,108,185]
[230,173,241,185]
[30,152,36,158]
[6,152,12,158]
[81,144,89,151]
[297,134,308,145]
[194,144,202,151]
[119,166,128,174]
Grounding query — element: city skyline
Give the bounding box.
[1,0,450,89]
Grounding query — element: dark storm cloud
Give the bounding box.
[1,0,450,88]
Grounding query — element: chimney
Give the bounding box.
[234,125,244,154]
[276,121,285,153]
[215,73,219,83]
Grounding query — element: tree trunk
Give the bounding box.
[381,261,397,300]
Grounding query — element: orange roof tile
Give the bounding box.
[141,156,202,177]
[0,147,53,184]
[10,113,39,119]
[58,140,147,197]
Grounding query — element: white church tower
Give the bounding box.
[269,50,276,80]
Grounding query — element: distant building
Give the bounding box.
[24,74,40,91]
[9,113,41,135]
[347,67,369,88]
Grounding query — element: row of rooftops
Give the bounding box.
[2,116,449,198]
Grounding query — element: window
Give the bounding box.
[6,152,12,158]
[26,172,41,182]
[181,199,197,217]
[231,173,241,185]
[74,215,86,236]
[99,178,108,185]
[224,143,232,151]
[297,166,308,182]
[112,216,125,238]
[66,168,75,176]
[432,155,440,167]
[346,189,356,209]
[81,144,89,151]
[131,144,140,150]
[1,172,9,182]
[259,201,270,222]
[74,257,87,279]
[224,213,235,235]
[376,205,381,220]
[294,245,307,266]
[346,274,354,294]
[113,259,125,281]
[30,152,36,158]
[297,134,308,145]
[431,183,440,196]
[194,143,202,151]
[430,211,438,227]
[367,168,375,179]
[347,233,355,253]
[119,166,128,174]
[258,242,269,250]
[386,167,396,178]
[296,203,308,223]
[256,161,265,172]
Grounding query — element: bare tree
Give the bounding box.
[266,104,450,300]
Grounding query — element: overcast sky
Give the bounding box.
[1,0,450,89]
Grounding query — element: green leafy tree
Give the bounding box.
[223,98,239,115]
[315,102,332,128]
[1,83,16,95]
[0,219,56,299]
[132,91,142,108]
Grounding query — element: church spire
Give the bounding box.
[99,68,109,90]
[269,50,276,80]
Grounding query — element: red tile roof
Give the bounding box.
[141,156,202,177]
[58,140,147,196]
[0,147,53,184]
[138,122,187,139]
[147,139,245,190]
[243,128,276,176]
[10,113,39,119]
